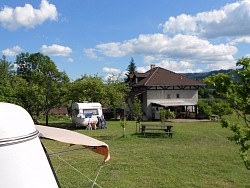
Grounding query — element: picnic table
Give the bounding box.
[141,124,174,138]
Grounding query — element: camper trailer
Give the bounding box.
[72,102,103,129]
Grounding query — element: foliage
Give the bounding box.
[198,98,233,118]
[167,109,175,119]
[198,85,217,98]
[105,77,131,110]
[1,52,131,126]
[212,102,233,118]
[69,75,130,116]
[0,56,18,104]
[130,96,142,120]
[204,57,250,170]
[125,57,136,82]
[69,74,106,104]
[197,101,212,118]
[160,109,175,124]
[221,119,250,170]
[126,57,136,74]
[120,117,127,137]
[12,52,70,125]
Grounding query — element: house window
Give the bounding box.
[176,94,180,98]
[167,94,171,99]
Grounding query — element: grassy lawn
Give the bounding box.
[41,116,250,188]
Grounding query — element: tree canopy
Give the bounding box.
[0,52,130,125]
[14,52,70,125]
[0,56,18,104]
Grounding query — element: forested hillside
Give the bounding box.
[186,69,232,80]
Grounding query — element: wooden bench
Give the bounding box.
[141,124,174,138]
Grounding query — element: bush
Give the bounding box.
[160,109,175,123]
[198,101,212,118]
[198,98,233,119]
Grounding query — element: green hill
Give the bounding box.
[186,69,233,80]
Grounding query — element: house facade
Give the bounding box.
[127,66,204,120]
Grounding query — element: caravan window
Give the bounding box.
[83,109,98,115]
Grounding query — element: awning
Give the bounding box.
[36,125,110,163]
[152,100,196,107]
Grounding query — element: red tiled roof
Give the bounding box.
[132,67,204,87]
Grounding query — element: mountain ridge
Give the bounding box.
[185,69,233,80]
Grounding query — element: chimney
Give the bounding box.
[150,64,156,69]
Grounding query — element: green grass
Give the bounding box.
[41,116,250,188]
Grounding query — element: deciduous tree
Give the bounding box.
[205,57,250,170]
[0,56,18,103]
[15,52,70,125]
[130,96,142,120]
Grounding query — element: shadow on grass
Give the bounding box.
[40,122,74,130]
[131,132,172,139]
[94,135,116,141]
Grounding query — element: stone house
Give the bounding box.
[127,65,204,120]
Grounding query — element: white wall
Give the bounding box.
[145,89,198,119]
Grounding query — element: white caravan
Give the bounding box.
[72,102,103,129]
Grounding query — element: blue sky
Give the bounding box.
[1,0,250,81]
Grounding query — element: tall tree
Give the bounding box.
[130,96,142,120]
[127,57,136,74]
[0,56,18,103]
[125,57,136,82]
[205,57,250,170]
[106,76,130,109]
[0,55,14,82]
[15,52,70,125]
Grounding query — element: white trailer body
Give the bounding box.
[0,102,110,188]
[72,102,103,128]
[0,102,59,188]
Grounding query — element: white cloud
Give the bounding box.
[91,1,245,73]
[67,58,74,62]
[159,60,194,70]
[143,56,155,64]
[137,60,203,74]
[0,0,58,31]
[96,42,131,57]
[206,62,236,70]
[162,34,237,63]
[2,45,22,56]
[41,44,72,56]
[158,60,204,73]
[161,14,196,34]
[96,33,237,65]
[229,36,250,45]
[161,0,250,39]
[102,73,127,82]
[102,74,116,82]
[84,48,98,59]
[137,66,149,73]
[102,67,121,75]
